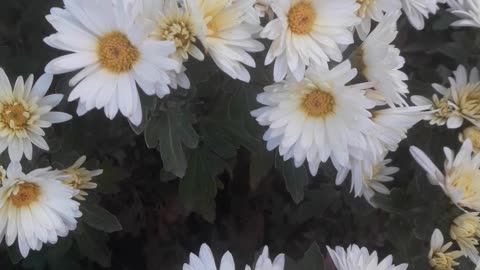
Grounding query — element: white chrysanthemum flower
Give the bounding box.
[429,229,464,270]
[245,246,285,270]
[252,61,376,175]
[62,156,103,201]
[0,69,71,162]
[401,0,441,30]
[353,11,409,106]
[183,243,235,270]
[187,0,265,82]
[44,0,180,126]
[327,244,408,270]
[0,163,81,258]
[261,0,360,82]
[447,0,480,28]
[459,126,480,152]
[411,93,460,128]
[355,0,402,40]
[450,212,480,264]
[410,139,480,212]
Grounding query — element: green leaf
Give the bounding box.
[81,203,122,233]
[179,147,217,222]
[298,242,325,270]
[249,148,273,190]
[276,156,310,204]
[74,225,111,268]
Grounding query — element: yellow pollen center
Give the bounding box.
[1,103,30,130]
[302,90,336,118]
[287,2,316,35]
[460,84,480,117]
[161,21,195,50]
[9,183,41,208]
[97,32,140,74]
[356,0,374,18]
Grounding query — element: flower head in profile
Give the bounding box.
[401,0,442,30]
[447,0,480,28]
[62,156,103,201]
[0,69,71,162]
[327,244,408,270]
[459,126,480,152]
[429,229,463,270]
[252,61,376,175]
[186,0,265,82]
[0,163,81,257]
[410,139,480,212]
[355,0,402,40]
[261,0,360,82]
[353,11,408,107]
[450,212,480,264]
[245,246,285,270]
[44,0,180,125]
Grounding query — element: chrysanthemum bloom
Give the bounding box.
[446,65,480,127]
[183,243,234,270]
[352,11,409,107]
[411,93,460,128]
[186,0,265,82]
[447,0,480,28]
[459,126,480,152]
[62,156,103,201]
[401,0,442,30]
[429,229,463,270]
[252,61,376,175]
[245,246,285,270]
[0,69,71,162]
[261,0,360,82]
[410,139,480,212]
[327,244,408,270]
[0,163,81,257]
[44,0,180,125]
[450,212,480,264]
[355,0,401,40]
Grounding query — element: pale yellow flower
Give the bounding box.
[450,212,480,264]
[62,156,102,201]
[429,229,463,270]
[459,126,480,152]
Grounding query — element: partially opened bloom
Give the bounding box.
[410,139,480,211]
[355,0,402,39]
[327,244,408,270]
[459,126,480,152]
[411,93,459,128]
[0,69,71,162]
[44,0,180,125]
[353,11,409,107]
[429,229,463,270]
[62,156,103,201]
[261,0,360,81]
[0,163,81,257]
[450,212,480,264]
[252,61,376,175]
[245,246,285,270]
[183,243,235,270]
[401,0,442,30]
[447,0,480,28]
[187,0,265,82]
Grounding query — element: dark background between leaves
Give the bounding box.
[1,1,479,269]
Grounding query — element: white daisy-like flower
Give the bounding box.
[447,0,480,28]
[401,0,442,30]
[261,0,360,82]
[410,139,480,212]
[411,93,460,128]
[245,246,285,270]
[62,156,103,201]
[353,11,409,107]
[183,243,235,270]
[459,126,480,152]
[327,244,408,270]
[0,69,71,162]
[0,163,81,258]
[44,0,180,126]
[450,212,480,264]
[186,0,265,82]
[355,0,402,40]
[429,229,463,270]
[252,61,376,175]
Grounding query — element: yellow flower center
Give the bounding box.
[356,0,374,18]
[430,252,458,270]
[1,103,30,130]
[159,20,195,51]
[9,183,41,208]
[97,32,140,74]
[449,166,480,203]
[302,90,336,118]
[288,2,316,35]
[433,97,454,119]
[459,83,480,117]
